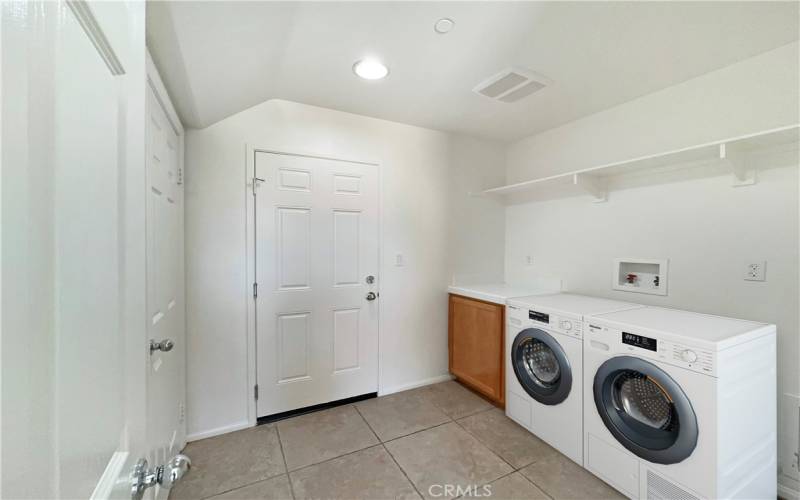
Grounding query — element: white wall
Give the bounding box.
[504,42,800,491]
[448,135,507,284]
[184,99,505,439]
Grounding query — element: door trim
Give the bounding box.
[245,145,381,427]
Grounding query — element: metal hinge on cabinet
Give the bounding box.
[253,282,258,298]
[254,384,259,400]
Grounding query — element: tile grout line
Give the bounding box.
[196,472,289,500]
[351,403,382,443]
[274,424,297,500]
[515,469,556,500]
[277,404,381,475]
[419,382,495,422]
[453,409,557,472]
[381,419,454,446]
[188,383,505,500]
[285,442,385,475]
[450,407,559,500]
[381,442,426,500]
[452,468,522,500]
[188,426,290,500]
[352,400,425,498]
[451,413,518,473]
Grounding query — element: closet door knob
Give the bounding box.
[149,338,174,354]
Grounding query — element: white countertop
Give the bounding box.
[448,283,556,305]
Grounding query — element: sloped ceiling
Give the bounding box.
[147,1,799,141]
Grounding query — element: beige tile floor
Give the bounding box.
[170,381,624,500]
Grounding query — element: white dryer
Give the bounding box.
[505,293,643,466]
[583,307,776,500]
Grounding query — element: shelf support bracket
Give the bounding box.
[719,143,756,186]
[573,173,607,202]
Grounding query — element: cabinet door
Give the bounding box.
[448,294,504,404]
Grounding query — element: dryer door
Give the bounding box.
[511,328,572,405]
[593,356,698,464]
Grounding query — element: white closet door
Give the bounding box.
[146,83,185,488]
[255,152,379,417]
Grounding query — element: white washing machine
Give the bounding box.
[505,293,643,466]
[583,307,776,500]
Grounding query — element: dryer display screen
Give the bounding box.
[622,332,657,352]
[528,310,550,324]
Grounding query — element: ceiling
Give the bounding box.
[146,1,799,141]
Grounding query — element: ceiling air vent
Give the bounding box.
[473,67,551,103]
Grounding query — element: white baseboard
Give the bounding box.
[187,377,453,441]
[187,420,251,442]
[378,373,454,397]
[779,482,800,500]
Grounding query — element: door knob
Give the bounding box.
[131,454,191,500]
[366,292,378,301]
[149,338,174,354]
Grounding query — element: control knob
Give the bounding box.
[681,349,698,363]
[560,320,573,331]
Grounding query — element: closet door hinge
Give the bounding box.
[253,177,265,195]
[253,282,258,298]
[254,384,259,400]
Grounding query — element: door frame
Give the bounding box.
[245,146,382,426]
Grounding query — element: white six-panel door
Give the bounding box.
[145,78,186,495]
[254,152,379,417]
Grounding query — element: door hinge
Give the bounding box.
[253,177,265,195]
[253,282,258,298]
[254,384,259,400]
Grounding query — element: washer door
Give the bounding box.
[593,356,698,464]
[511,328,572,405]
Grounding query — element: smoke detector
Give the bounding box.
[473,67,551,103]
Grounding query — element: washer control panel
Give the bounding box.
[587,324,715,375]
[528,308,583,339]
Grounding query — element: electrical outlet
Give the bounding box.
[744,261,767,281]
[525,255,534,266]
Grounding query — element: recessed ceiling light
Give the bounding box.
[434,18,454,34]
[353,59,389,80]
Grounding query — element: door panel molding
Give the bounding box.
[66,0,125,75]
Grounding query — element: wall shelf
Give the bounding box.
[482,124,800,203]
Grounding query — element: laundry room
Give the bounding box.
[2,1,799,500]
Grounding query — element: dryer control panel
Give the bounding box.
[507,305,583,339]
[587,324,715,376]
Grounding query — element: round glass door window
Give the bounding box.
[594,356,698,464]
[512,329,572,405]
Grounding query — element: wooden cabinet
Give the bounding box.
[448,294,505,406]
